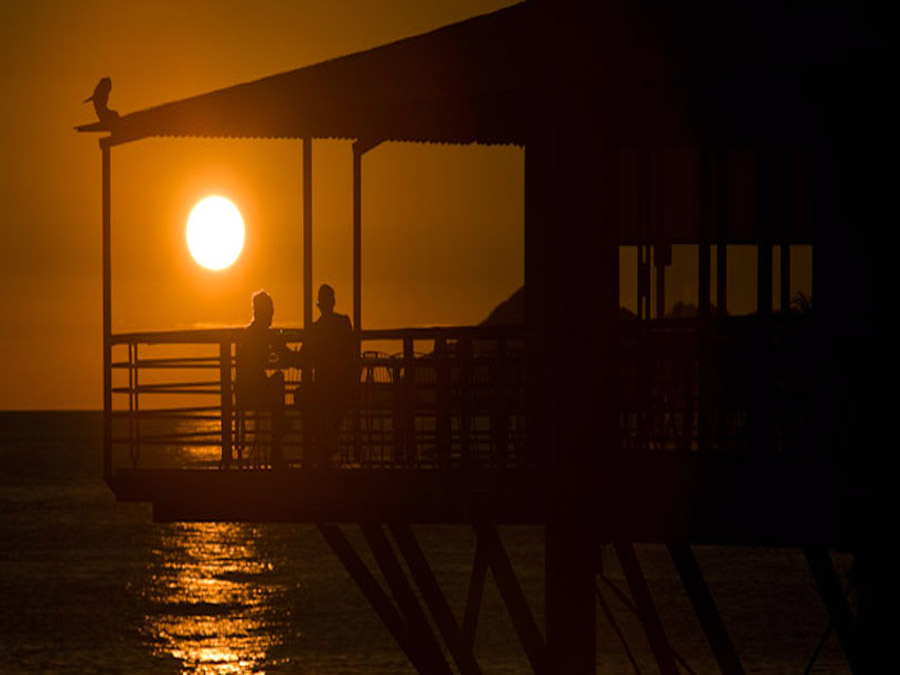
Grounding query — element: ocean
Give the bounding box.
[0,412,851,673]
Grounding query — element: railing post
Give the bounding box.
[491,336,510,466]
[303,137,313,330]
[134,342,140,466]
[220,340,233,468]
[403,336,415,465]
[458,337,473,467]
[698,147,713,452]
[435,336,450,467]
[128,342,134,465]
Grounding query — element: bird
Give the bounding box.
[84,77,119,126]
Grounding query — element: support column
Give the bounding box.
[352,142,362,332]
[219,341,233,468]
[716,149,728,316]
[668,543,744,674]
[615,542,677,675]
[804,547,859,672]
[101,139,112,480]
[698,148,713,451]
[303,137,313,329]
[780,151,792,313]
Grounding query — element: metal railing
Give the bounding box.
[109,326,527,471]
[107,317,811,473]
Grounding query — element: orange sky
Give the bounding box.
[0,0,523,409]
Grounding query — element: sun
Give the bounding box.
[186,196,245,270]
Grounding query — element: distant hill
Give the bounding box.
[481,286,638,325]
[482,287,524,325]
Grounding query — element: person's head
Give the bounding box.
[317,284,335,315]
[252,289,274,326]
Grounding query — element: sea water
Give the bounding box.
[0,412,851,673]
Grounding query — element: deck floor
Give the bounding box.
[109,454,860,549]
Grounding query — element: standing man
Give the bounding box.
[235,290,293,467]
[296,284,355,467]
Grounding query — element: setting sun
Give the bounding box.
[186,196,245,270]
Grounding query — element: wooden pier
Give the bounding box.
[78,2,884,671]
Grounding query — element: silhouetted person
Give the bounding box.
[236,290,292,468]
[83,77,119,127]
[295,284,355,468]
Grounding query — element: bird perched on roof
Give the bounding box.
[84,77,119,127]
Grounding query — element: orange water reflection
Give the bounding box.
[142,523,287,674]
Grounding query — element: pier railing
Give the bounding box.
[109,326,527,472]
[108,317,810,473]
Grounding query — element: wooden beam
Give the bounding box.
[390,523,483,675]
[699,148,712,320]
[303,137,313,329]
[595,584,642,675]
[716,149,728,316]
[698,148,713,452]
[462,536,488,648]
[361,524,452,675]
[668,543,744,674]
[317,524,430,672]
[780,151,792,313]
[476,523,545,674]
[219,341,233,468]
[804,547,859,672]
[546,516,595,673]
[101,139,112,480]
[352,142,362,332]
[614,542,677,675]
[757,148,774,318]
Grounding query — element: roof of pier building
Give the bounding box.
[76,2,866,149]
[76,2,883,246]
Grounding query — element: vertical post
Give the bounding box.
[615,542,678,674]
[668,543,744,674]
[780,151,792,313]
[655,244,668,319]
[638,149,652,320]
[128,342,134,463]
[303,137,313,329]
[352,144,363,464]
[220,340,233,468]
[757,148,774,318]
[352,142,362,333]
[403,336,415,465]
[101,140,112,480]
[699,148,712,319]
[654,150,668,319]
[716,149,728,316]
[133,343,140,466]
[698,148,713,451]
[755,148,775,452]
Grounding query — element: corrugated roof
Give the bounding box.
[77,4,534,147]
[76,2,869,148]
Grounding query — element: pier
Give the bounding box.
[78,2,881,672]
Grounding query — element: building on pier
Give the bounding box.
[77,2,884,672]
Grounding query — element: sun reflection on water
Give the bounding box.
[142,523,287,674]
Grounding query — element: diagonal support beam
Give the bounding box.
[463,536,489,649]
[596,584,643,675]
[361,524,452,675]
[475,523,545,674]
[668,543,744,675]
[317,524,432,674]
[390,523,483,675]
[803,546,859,672]
[614,542,678,675]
